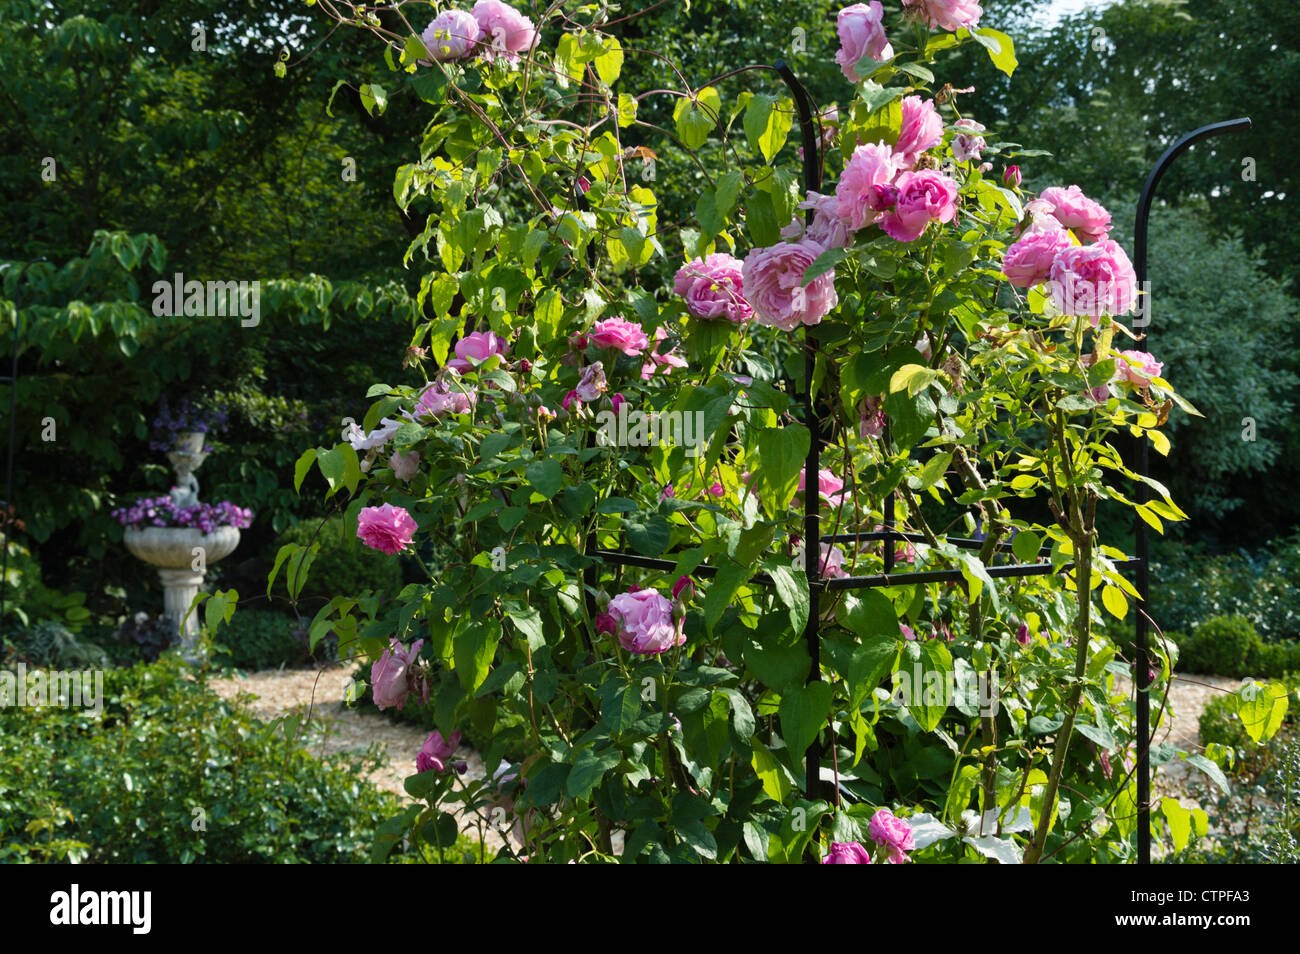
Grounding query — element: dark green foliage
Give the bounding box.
[212,607,330,670]
[0,657,408,863]
[1172,615,1300,677]
[274,515,405,612]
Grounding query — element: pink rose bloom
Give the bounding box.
[1049,240,1137,322]
[345,417,402,451]
[471,0,537,60]
[901,623,916,640]
[860,395,886,439]
[1001,227,1072,288]
[869,808,916,864]
[902,0,983,32]
[819,543,848,579]
[446,330,509,373]
[416,730,463,773]
[610,393,626,413]
[893,96,944,168]
[410,380,476,420]
[422,9,481,62]
[561,390,581,411]
[707,482,725,497]
[1016,622,1031,646]
[607,589,684,655]
[834,2,893,83]
[823,841,874,864]
[389,449,420,482]
[575,362,607,402]
[798,467,848,507]
[742,240,839,330]
[1039,184,1112,244]
[880,169,959,242]
[589,317,650,356]
[795,191,855,249]
[1115,350,1163,386]
[673,254,752,323]
[952,118,986,162]
[640,327,688,380]
[357,503,418,555]
[371,637,424,711]
[835,143,899,232]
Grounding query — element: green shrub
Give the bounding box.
[5,620,109,668]
[1174,615,1262,676]
[272,516,404,612]
[0,657,433,863]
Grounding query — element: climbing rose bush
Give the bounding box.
[253,0,1292,864]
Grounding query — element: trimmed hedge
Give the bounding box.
[1171,615,1300,678]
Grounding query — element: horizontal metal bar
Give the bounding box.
[820,531,1020,552]
[591,547,1143,592]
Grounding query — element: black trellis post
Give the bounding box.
[1131,117,1251,866]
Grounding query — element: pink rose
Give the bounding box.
[371,637,424,711]
[869,808,916,863]
[1039,184,1112,244]
[1049,240,1137,322]
[823,841,874,864]
[471,0,537,60]
[880,169,959,242]
[561,389,581,412]
[410,380,476,420]
[1001,227,1073,288]
[357,503,418,555]
[446,330,509,372]
[952,118,986,162]
[673,254,752,323]
[672,575,695,602]
[589,316,649,356]
[594,612,617,636]
[793,191,854,249]
[901,623,916,640]
[610,393,626,414]
[607,589,684,655]
[819,542,848,579]
[416,730,463,773]
[1003,165,1022,188]
[834,2,893,83]
[575,362,607,402]
[640,326,688,380]
[742,240,839,330]
[893,96,944,169]
[902,0,983,32]
[798,467,848,507]
[835,143,899,232]
[389,449,421,482]
[422,9,481,62]
[1114,350,1163,386]
[1016,622,1031,646]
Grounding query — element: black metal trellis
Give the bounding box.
[1131,117,1251,865]
[586,59,1254,865]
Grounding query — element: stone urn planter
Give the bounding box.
[123,526,241,652]
[118,423,246,659]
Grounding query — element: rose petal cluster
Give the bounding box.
[417,730,464,773]
[880,169,959,242]
[357,503,418,555]
[902,0,983,33]
[371,637,426,711]
[589,317,650,356]
[447,330,510,373]
[869,808,916,863]
[834,3,893,83]
[673,254,752,323]
[607,589,685,655]
[742,240,839,330]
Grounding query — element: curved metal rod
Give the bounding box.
[1131,117,1251,867]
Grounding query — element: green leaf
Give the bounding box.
[1161,797,1191,853]
[1011,530,1041,564]
[453,619,501,694]
[1235,681,1289,743]
[1101,585,1128,620]
[359,82,388,116]
[744,94,792,163]
[566,746,622,799]
[751,743,793,802]
[673,87,721,150]
[293,448,317,493]
[626,516,672,557]
[704,557,750,631]
[755,425,810,515]
[592,36,623,85]
[779,681,832,763]
[1186,753,1230,795]
[525,459,563,499]
[766,563,810,635]
[971,28,1017,77]
[803,247,847,286]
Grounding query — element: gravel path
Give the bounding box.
[207,664,508,854]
